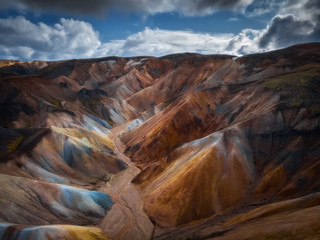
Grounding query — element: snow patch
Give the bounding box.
[126,118,144,131]
[232,56,245,69]
[127,58,147,67]
[102,60,116,69]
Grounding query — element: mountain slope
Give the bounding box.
[0,43,319,239]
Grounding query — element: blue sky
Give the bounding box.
[0,0,319,60]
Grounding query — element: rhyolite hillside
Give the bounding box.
[0,43,320,240]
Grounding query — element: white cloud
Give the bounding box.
[0,16,264,60]
[96,27,265,57]
[228,17,240,22]
[0,11,319,61]
[0,16,101,60]
[245,0,284,17]
[1,1,318,61]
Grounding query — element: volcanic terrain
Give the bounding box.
[0,43,320,239]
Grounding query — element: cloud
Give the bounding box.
[280,0,319,20]
[305,0,320,10]
[228,17,240,22]
[257,0,320,48]
[98,28,236,57]
[166,0,254,16]
[245,0,284,17]
[0,16,264,60]
[112,0,320,56]
[0,11,319,61]
[0,16,101,60]
[258,14,316,48]
[96,27,267,57]
[0,0,109,16]
[0,0,253,17]
[246,0,320,20]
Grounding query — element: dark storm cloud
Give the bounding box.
[306,0,320,41]
[0,0,109,16]
[0,0,253,16]
[201,0,250,8]
[304,0,320,10]
[258,0,320,48]
[258,15,315,48]
[181,0,252,13]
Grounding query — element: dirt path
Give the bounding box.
[99,124,154,240]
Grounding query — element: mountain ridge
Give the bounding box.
[0,42,320,239]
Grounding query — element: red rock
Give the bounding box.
[0,43,319,239]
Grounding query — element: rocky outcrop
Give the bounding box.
[0,43,319,239]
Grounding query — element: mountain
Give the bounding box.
[0,43,319,240]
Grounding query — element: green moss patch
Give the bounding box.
[263,66,320,116]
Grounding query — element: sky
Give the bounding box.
[0,0,319,60]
